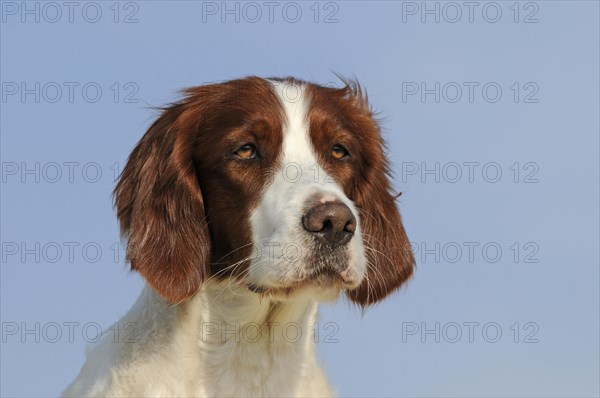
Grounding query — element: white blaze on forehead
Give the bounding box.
[269,80,316,168]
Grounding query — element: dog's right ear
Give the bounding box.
[114,103,211,303]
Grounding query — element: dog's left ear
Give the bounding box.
[342,81,415,307]
[347,184,415,307]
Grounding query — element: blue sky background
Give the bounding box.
[1,1,599,396]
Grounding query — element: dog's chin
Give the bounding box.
[247,270,349,301]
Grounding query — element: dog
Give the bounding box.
[64,76,415,397]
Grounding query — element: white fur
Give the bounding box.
[63,283,333,397]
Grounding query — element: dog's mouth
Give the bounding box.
[247,266,359,296]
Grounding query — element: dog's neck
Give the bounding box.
[127,282,334,396]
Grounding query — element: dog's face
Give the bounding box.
[115,77,414,306]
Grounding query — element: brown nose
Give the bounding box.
[302,202,356,248]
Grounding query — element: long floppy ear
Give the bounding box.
[114,103,211,303]
[343,81,415,307]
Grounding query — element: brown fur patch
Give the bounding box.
[306,79,415,306]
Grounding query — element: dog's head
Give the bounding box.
[114,76,414,306]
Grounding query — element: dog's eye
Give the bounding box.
[235,144,257,159]
[331,145,350,160]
